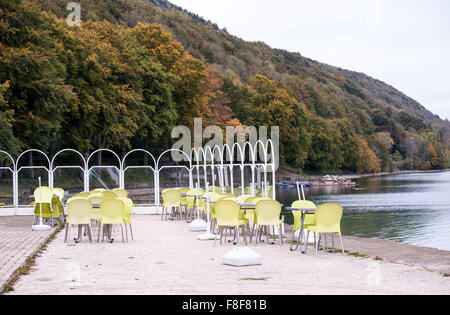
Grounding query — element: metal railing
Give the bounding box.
[0,140,277,209]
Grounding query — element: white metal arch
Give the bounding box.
[87,149,122,190]
[0,150,16,169]
[190,147,202,189]
[50,149,88,190]
[0,150,16,207]
[222,143,234,194]
[16,149,51,171]
[212,145,225,192]
[15,149,51,207]
[156,148,193,209]
[265,139,277,199]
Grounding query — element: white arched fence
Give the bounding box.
[0,140,277,215]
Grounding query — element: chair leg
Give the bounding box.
[279,224,283,246]
[125,224,129,242]
[64,224,69,243]
[265,226,270,244]
[250,223,256,243]
[121,225,125,244]
[339,234,344,255]
[305,230,310,254]
[224,228,228,244]
[87,226,92,243]
[236,227,240,246]
[129,223,134,241]
[242,225,247,246]
[220,227,224,246]
[97,224,102,242]
[315,233,319,256]
[214,228,218,247]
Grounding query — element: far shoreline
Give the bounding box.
[277,167,450,186]
[341,168,450,180]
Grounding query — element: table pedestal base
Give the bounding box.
[197,233,219,240]
[32,224,51,232]
[223,247,262,267]
[189,219,208,231]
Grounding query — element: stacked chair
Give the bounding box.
[34,186,66,226]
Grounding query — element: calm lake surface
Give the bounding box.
[278,171,450,251]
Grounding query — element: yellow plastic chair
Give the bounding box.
[254,199,283,245]
[290,200,317,251]
[113,188,128,198]
[102,190,117,199]
[176,188,190,220]
[75,192,91,198]
[117,197,134,241]
[52,188,65,220]
[64,199,93,243]
[92,188,106,193]
[97,199,125,243]
[214,200,248,246]
[185,188,204,221]
[202,192,221,229]
[162,189,182,220]
[307,203,344,256]
[243,196,269,227]
[34,186,59,226]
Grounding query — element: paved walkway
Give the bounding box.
[0,216,54,289]
[7,215,450,295]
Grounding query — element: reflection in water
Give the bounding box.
[278,171,450,251]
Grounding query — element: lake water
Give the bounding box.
[278,171,450,251]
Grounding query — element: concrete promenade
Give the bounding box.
[5,215,450,295]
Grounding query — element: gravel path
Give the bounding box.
[8,215,450,295]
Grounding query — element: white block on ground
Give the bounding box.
[294,229,315,243]
[32,224,52,231]
[197,233,219,240]
[189,219,208,231]
[223,247,262,267]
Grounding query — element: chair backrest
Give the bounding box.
[215,200,240,227]
[291,200,317,228]
[186,188,204,196]
[100,199,125,223]
[116,197,133,216]
[75,192,91,198]
[53,188,65,201]
[34,187,54,203]
[102,190,117,199]
[236,195,253,204]
[203,191,221,200]
[218,193,234,198]
[67,198,92,224]
[255,199,282,226]
[113,188,128,198]
[176,187,190,194]
[66,197,86,204]
[163,189,182,207]
[92,188,106,193]
[88,194,107,205]
[314,203,343,233]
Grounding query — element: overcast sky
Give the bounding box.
[169,0,450,120]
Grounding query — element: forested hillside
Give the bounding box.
[0,0,448,173]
